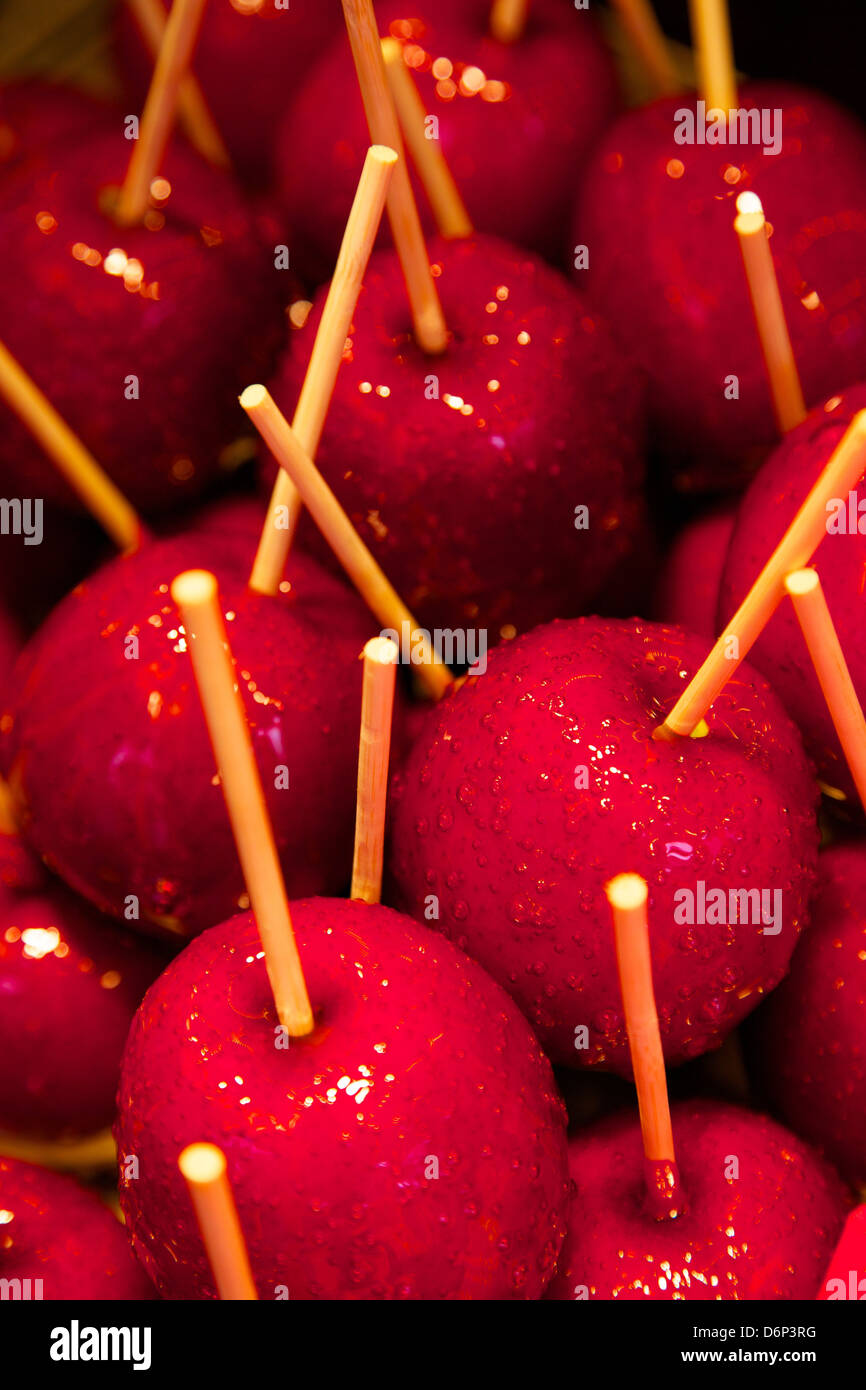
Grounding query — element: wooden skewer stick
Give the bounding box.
[116,0,207,225]
[0,777,21,838]
[351,636,399,904]
[126,0,230,168]
[655,411,866,741]
[608,0,681,98]
[0,1126,116,1173]
[178,1143,258,1301]
[490,0,529,44]
[785,569,866,811]
[688,0,737,113]
[381,38,472,240]
[0,339,141,552]
[249,144,396,596]
[817,1205,866,1300]
[341,0,447,355]
[606,874,685,1220]
[170,569,314,1036]
[240,386,453,701]
[735,193,807,435]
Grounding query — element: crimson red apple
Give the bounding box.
[0,861,166,1140]
[1,536,371,938]
[749,841,866,1187]
[575,84,866,487]
[388,616,819,1068]
[0,129,283,513]
[543,1100,848,1300]
[0,1155,153,1299]
[719,383,866,804]
[115,897,569,1300]
[277,1,619,278]
[270,233,646,639]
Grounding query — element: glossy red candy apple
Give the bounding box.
[653,505,737,641]
[543,1100,848,1300]
[388,616,819,1069]
[1,536,370,939]
[0,129,283,514]
[750,842,866,1187]
[115,897,569,1300]
[0,860,166,1140]
[719,384,866,804]
[270,233,646,640]
[0,1156,153,1300]
[575,84,866,486]
[277,1,619,278]
[115,0,343,188]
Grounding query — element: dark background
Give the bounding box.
[649,0,866,121]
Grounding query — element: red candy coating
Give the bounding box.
[750,842,866,1187]
[278,2,618,277]
[0,868,166,1139]
[719,384,866,803]
[0,131,283,513]
[115,898,569,1301]
[271,233,646,639]
[0,1156,153,1300]
[576,84,866,484]
[2,536,370,938]
[388,617,819,1068]
[543,1100,848,1301]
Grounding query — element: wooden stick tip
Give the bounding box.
[369,143,399,168]
[239,383,268,411]
[178,1142,226,1185]
[785,567,819,597]
[170,568,218,607]
[606,873,649,911]
[734,190,764,234]
[736,191,763,216]
[365,635,400,665]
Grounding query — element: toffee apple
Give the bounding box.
[0,1155,154,1299]
[388,616,819,1068]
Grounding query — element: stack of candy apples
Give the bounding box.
[0,0,865,1305]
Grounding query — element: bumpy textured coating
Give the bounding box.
[115,898,569,1301]
[543,1100,848,1301]
[271,234,646,639]
[751,842,866,1186]
[576,83,866,485]
[2,536,371,938]
[720,384,866,804]
[0,1156,154,1300]
[389,617,819,1069]
[0,130,283,512]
